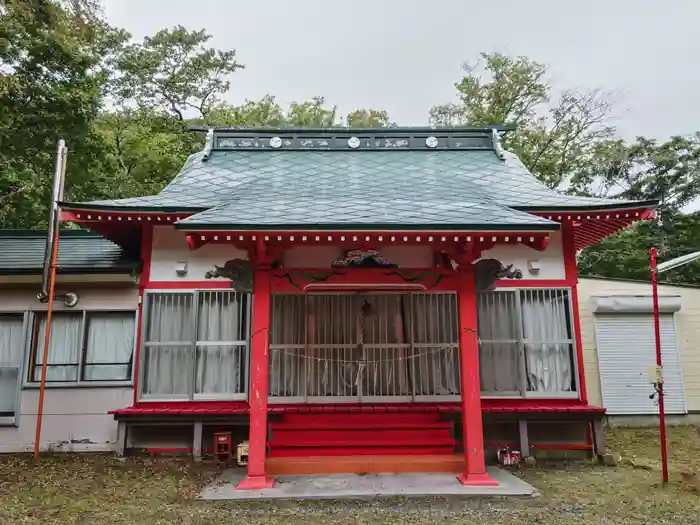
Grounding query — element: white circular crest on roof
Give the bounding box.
[269,136,282,148]
[348,136,360,149]
[425,136,438,148]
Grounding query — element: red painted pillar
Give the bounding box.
[456,264,498,487]
[237,266,275,490]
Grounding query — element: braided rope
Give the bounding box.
[271,345,459,364]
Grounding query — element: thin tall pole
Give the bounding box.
[650,247,669,483]
[33,143,67,458]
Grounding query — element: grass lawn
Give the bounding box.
[1,426,700,524]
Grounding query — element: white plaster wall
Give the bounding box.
[149,226,248,282]
[480,230,565,280]
[282,245,435,268]
[0,285,139,453]
[0,387,132,453]
[0,286,138,312]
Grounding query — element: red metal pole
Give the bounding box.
[650,247,669,484]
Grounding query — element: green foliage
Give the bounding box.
[112,25,243,121]
[579,213,700,284]
[0,3,393,229]
[432,52,700,283]
[571,134,700,213]
[431,52,616,189]
[0,0,127,227]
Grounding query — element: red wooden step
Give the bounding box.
[268,437,456,448]
[267,410,456,457]
[271,428,452,442]
[269,445,456,457]
[280,412,442,425]
[270,421,452,430]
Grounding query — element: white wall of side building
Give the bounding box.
[578,277,700,415]
[0,285,139,453]
[0,387,133,453]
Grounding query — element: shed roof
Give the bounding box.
[61,127,656,231]
[0,230,141,275]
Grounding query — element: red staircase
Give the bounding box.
[268,411,456,457]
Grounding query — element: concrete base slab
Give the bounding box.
[199,467,537,501]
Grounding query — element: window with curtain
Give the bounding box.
[0,314,25,423]
[28,311,135,384]
[477,288,576,396]
[141,290,250,400]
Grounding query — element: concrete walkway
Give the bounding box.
[199,467,537,501]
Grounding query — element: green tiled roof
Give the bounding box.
[0,230,141,275]
[61,128,656,230]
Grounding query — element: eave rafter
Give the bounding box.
[533,208,656,251]
[60,210,190,223]
[60,205,656,255]
[183,230,552,253]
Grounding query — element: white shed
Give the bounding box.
[579,277,700,421]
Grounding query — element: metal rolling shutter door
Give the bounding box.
[594,313,686,415]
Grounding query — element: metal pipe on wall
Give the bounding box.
[37,140,78,307]
[34,140,76,458]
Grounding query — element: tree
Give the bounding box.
[430,52,616,189]
[431,52,700,283]
[571,134,700,214]
[205,96,393,128]
[112,25,243,121]
[575,135,700,283]
[578,213,700,284]
[0,0,127,228]
[345,109,393,128]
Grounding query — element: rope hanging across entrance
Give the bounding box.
[265,292,475,365]
[271,345,459,364]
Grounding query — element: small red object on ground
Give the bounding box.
[214,431,233,460]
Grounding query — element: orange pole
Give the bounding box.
[33,225,59,458]
[33,142,67,458]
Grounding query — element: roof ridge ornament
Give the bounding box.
[201,128,215,162]
[492,128,507,161]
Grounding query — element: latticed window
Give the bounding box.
[477,288,577,396]
[140,290,250,400]
[268,292,460,402]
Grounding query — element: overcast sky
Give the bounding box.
[101,0,699,140]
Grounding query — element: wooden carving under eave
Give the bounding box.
[474,258,523,292]
[274,269,347,289]
[205,259,254,292]
[385,270,446,289]
[332,249,398,268]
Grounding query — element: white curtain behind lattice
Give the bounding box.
[521,293,573,392]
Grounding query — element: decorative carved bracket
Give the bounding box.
[205,259,254,292]
[474,258,523,292]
